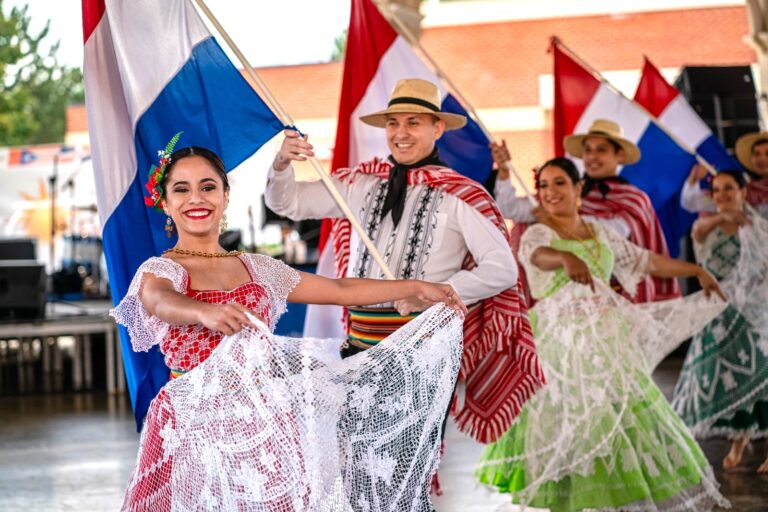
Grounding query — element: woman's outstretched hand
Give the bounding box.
[394,282,468,317]
[562,252,595,292]
[696,269,726,301]
[197,302,264,336]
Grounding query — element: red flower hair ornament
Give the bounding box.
[144,131,182,212]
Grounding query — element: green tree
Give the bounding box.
[330,29,347,62]
[0,1,83,145]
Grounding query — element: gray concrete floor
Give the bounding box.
[0,359,766,511]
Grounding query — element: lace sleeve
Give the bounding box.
[110,257,187,352]
[691,220,717,264]
[518,224,558,298]
[244,254,301,328]
[596,223,651,296]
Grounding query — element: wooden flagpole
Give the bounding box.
[552,37,717,175]
[373,0,537,206]
[193,0,396,280]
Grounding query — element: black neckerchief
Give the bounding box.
[581,175,629,199]
[381,148,447,227]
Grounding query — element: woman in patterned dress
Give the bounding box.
[672,169,768,473]
[475,158,730,511]
[112,144,468,511]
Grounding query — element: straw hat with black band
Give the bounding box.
[564,119,641,165]
[359,78,467,131]
[735,131,768,173]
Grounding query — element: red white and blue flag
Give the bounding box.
[554,42,696,258]
[82,0,283,429]
[305,0,493,338]
[634,57,738,173]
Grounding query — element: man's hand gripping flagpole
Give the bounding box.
[193,0,397,280]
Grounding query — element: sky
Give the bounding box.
[6,0,352,70]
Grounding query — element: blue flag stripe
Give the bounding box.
[436,93,493,184]
[107,36,283,430]
[622,123,697,257]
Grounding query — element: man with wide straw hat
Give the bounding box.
[266,78,544,449]
[681,131,768,219]
[493,118,680,303]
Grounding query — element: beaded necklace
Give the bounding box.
[549,217,603,264]
[164,248,243,258]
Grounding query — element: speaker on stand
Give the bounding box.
[674,66,760,151]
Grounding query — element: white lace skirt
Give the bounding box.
[121,304,463,512]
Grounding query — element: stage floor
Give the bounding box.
[0,359,766,511]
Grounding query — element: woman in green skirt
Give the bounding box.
[476,158,730,511]
[672,169,768,473]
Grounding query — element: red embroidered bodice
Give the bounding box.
[161,280,273,373]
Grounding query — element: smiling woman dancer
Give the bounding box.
[475,157,730,511]
[113,134,467,511]
[673,169,768,474]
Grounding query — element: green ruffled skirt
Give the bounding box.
[476,377,717,512]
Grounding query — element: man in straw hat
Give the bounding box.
[492,118,680,303]
[681,131,768,219]
[266,78,544,447]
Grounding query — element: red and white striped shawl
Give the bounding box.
[329,158,545,444]
[747,176,768,209]
[580,181,681,302]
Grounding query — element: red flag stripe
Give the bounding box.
[552,41,600,157]
[634,57,678,118]
[82,0,106,44]
[320,0,398,252]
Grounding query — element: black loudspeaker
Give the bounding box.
[218,230,242,252]
[51,263,83,296]
[0,260,46,321]
[0,238,36,260]
[674,66,759,150]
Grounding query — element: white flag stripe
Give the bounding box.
[103,0,209,124]
[574,83,651,143]
[84,18,136,226]
[658,95,711,150]
[349,36,447,166]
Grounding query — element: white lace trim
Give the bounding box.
[110,257,187,352]
[518,223,650,299]
[719,208,768,333]
[241,253,301,328]
[110,254,301,352]
[593,222,650,296]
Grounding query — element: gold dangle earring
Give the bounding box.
[219,212,228,234]
[165,216,174,238]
